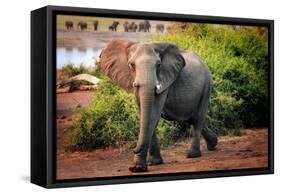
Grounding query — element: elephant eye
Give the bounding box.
[128,63,135,71]
[156,61,161,68]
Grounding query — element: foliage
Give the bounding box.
[71,77,139,149]
[61,64,87,77]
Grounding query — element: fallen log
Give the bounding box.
[56,74,101,93]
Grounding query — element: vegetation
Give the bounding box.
[61,64,87,77]
[70,24,268,150]
[71,76,139,149]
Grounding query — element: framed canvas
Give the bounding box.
[31,5,274,188]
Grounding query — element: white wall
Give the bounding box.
[0,0,279,193]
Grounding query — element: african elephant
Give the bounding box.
[109,21,119,31]
[144,20,151,32]
[128,22,138,32]
[65,20,73,30]
[123,21,129,32]
[93,20,99,31]
[156,24,165,33]
[138,22,145,32]
[77,21,87,30]
[99,39,218,172]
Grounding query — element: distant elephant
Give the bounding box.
[156,24,165,33]
[123,21,129,32]
[93,20,99,31]
[99,39,218,172]
[138,22,145,32]
[65,20,73,30]
[109,21,119,31]
[128,22,137,32]
[166,26,172,33]
[144,20,151,32]
[78,21,87,30]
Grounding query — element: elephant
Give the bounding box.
[93,20,99,31]
[99,39,218,172]
[123,21,129,32]
[128,22,138,32]
[166,26,172,33]
[138,22,145,32]
[156,24,165,33]
[65,20,73,30]
[138,20,150,32]
[144,20,151,32]
[109,21,119,31]
[77,21,87,30]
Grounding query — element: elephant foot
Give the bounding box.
[147,156,163,166]
[187,150,202,158]
[206,137,218,151]
[202,128,218,151]
[129,164,148,172]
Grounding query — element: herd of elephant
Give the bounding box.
[65,20,166,33]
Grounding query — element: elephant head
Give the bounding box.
[99,39,185,96]
[99,40,185,161]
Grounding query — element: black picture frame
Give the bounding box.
[31,5,274,188]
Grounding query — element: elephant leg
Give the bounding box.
[202,127,218,151]
[147,130,163,166]
[129,91,168,172]
[130,110,162,172]
[187,120,204,158]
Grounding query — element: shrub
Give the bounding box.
[61,64,87,77]
[71,77,139,149]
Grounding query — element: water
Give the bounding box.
[56,47,102,69]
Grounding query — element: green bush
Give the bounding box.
[61,63,102,78]
[61,64,87,77]
[71,77,139,149]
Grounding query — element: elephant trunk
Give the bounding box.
[134,83,155,154]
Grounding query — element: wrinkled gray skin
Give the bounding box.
[99,39,218,172]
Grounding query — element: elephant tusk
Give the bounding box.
[133,81,139,87]
[156,84,162,92]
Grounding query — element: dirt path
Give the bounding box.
[56,128,268,180]
[56,91,268,180]
[56,91,95,151]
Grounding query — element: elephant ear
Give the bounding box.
[152,43,186,94]
[99,39,135,93]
